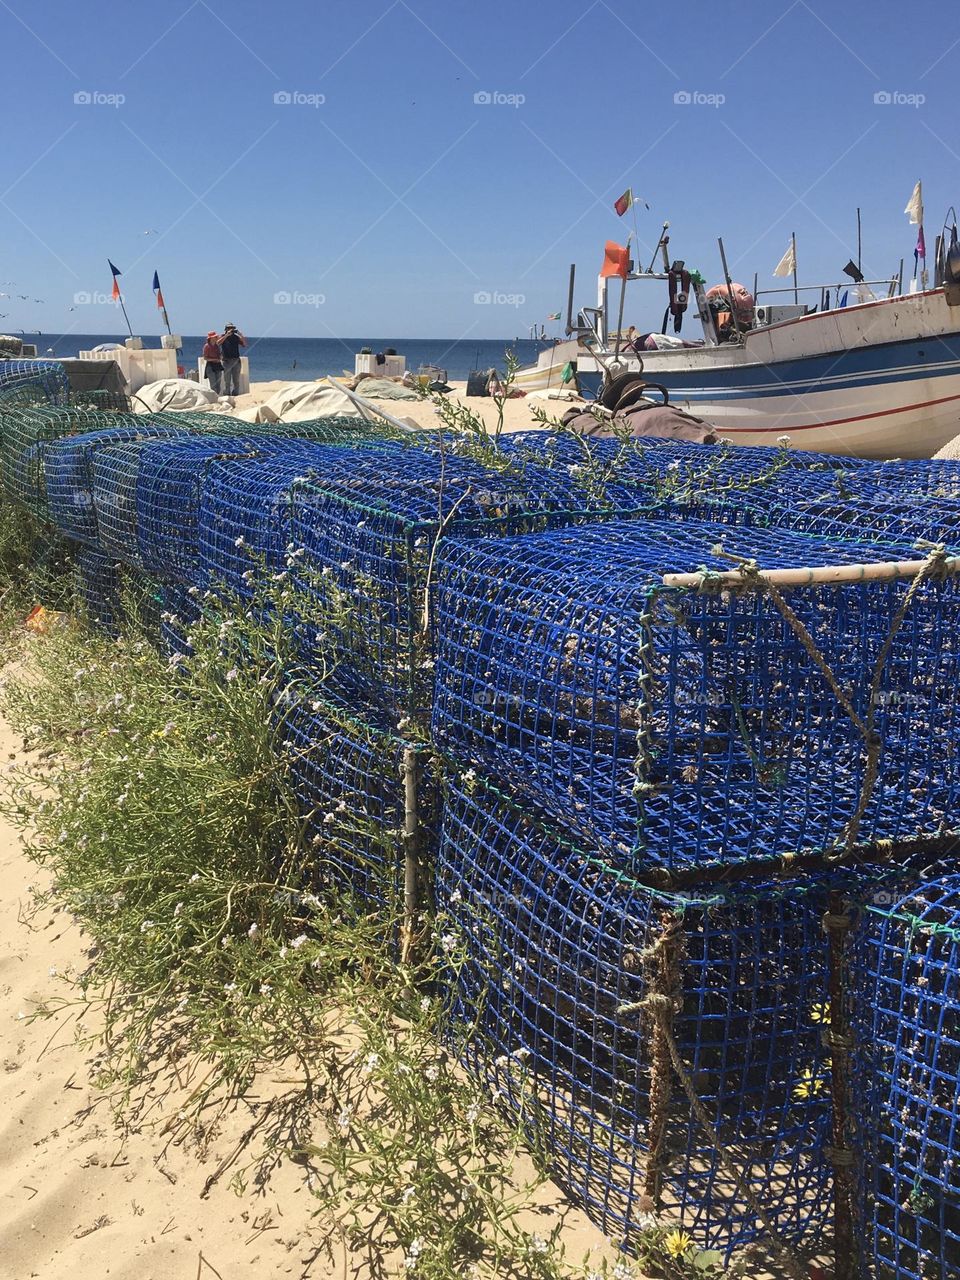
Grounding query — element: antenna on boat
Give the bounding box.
[565,264,576,335]
[717,237,743,342]
[856,208,862,277]
[647,222,669,274]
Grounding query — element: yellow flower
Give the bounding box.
[809,1001,831,1024]
[793,1067,826,1100]
[663,1229,693,1259]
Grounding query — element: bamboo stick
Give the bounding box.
[662,556,960,591]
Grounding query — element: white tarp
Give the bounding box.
[254,381,364,422]
[132,379,221,413]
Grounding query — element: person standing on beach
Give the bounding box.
[202,330,223,395]
[218,323,247,396]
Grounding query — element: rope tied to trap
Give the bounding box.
[663,543,957,854]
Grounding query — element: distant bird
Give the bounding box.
[68,306,76,312]
[17,295,28,300]
[143,228,159,235]
[33,298,44,303]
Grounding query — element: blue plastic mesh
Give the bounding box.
[76,546,123,635]
[497,431,865,495]
[280,688,435,920]
[436,773,833,1259]
[855,873,960,1280]
[432,518,960,873]
[284,445,681,722]
[0,406,136,517]
[0,359,69,404]
[135,436,265,580]
[768,489,960,556]
[197,444,375,595]
[46,423,181,545]
[159,580,206,656]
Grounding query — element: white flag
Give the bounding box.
[904,180,923,225]
[773,240,796,277]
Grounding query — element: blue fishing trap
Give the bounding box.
[432,518,960,874]
[0,359,69,405]
[854,872,960,1280]
[134,436,266,580]
[196,442,386,595]
[75,546,124,635]
[278,686,436,921]
[435,773,834,1259]
[46,423,183,546]
[0,406,138,517]
[284,444,687,722]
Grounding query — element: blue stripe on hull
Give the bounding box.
[579,332,960,402]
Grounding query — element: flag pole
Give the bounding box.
[791,231,798,305]
[612,236,631,359]
[109,261,134,339]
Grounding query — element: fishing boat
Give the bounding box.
[518,230,960,459]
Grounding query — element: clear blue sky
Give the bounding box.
[1,0,956,339]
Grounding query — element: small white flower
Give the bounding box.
[362,1052,380,1075]
[234,536,246,547]
[225,667,239,682]
[189,873,200,883]
[419,996,430,1012]
[400,1185,415,1203]
[440,932,457,955]
[424,1063,439,1082]
[530,1234,548,1255]
[48,966,57,977]
[140,919,155,933]
[335,1106,352,1132]
[247,923,258,938]
[224,982,237,993]
[174,902,184,917]
[259,983,272,996]
[290,934,308,950]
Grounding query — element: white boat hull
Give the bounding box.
[528,290,960,459]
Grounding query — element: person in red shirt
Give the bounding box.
[202,331,223,395]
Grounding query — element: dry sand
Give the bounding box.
[232,380,578,436]
[0,709,614,1280]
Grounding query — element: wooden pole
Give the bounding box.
[400,747,421,965]
[662,555,960,592]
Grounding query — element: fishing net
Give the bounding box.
[0,406,139,518]
[436,772,834,1259]
[135,436,265,580]
[431,518,960,875]
[279,687,436,924]
[46,424,184,545]
[854,872,960,1280]
[0,359,69,405]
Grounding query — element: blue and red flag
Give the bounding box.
[151,269,165,311]
[108,259,122,301]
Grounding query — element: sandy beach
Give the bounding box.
[0,705,614,1280]
[230,379,578,436]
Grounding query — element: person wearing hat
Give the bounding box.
[217,323,247,397]
[202,330,223,395]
